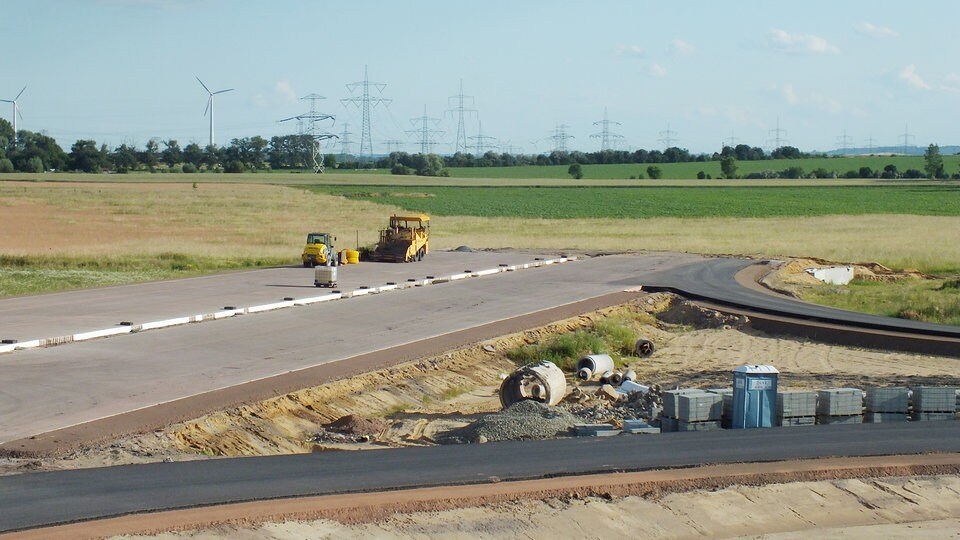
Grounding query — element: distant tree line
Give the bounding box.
[0,119,955,180]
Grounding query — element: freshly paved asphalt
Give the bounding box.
[642,257,960,338]
[3,421,960,532]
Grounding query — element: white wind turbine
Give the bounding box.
[196,77,233,147]
[0,86,26,139]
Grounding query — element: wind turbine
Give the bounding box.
[0,86,26,139]
[196,77,233,147]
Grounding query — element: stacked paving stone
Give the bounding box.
[816,388,863,425]
[660,389,704,432]
[707,388,734,428]
[911,386,958,422]
[864,387,910,423]
[777,391,817,426]
[676,392,723,432]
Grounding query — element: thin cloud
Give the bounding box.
[616,44,647,58]
[855,22,899,38]
[940,73,960,93]
[899,64,930,90]
[772,83,842,113]
[669,38,695,55]
[765,29,839,55]
[275,80,298,102]
[648,63,667,77]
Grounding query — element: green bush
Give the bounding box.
[0,158,13,173]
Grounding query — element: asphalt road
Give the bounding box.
[0,252,696,444]
[642,258,960,338]
[3,421,960,533]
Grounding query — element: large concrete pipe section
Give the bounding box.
[499,361,567,407]
[576,354,615,381]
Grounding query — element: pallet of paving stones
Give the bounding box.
[676,419,722,432]
[912,387,958,413]
[778,416,816,427]
[777,391,817,419]
[817,388,863,417]
[816,414,863,426]
[864,412,910,423]
[864,387,910,414]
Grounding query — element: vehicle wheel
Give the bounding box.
[417,248,425,261]
[303,261,310,268]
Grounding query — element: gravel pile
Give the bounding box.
[439,400,579,444]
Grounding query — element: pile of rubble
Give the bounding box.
[309,414,389,444]
[438,400,580,444]
[656,298,748,329]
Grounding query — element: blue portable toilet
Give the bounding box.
[732,365,779,429]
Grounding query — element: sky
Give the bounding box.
[3,0,959,155]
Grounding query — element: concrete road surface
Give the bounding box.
[0,252,696,444]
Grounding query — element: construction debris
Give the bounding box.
[440,400,579,444]
[499,360,567,407]
[576,354,615,381]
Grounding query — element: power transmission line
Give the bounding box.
[469,119,497,154]
[723,131,739,149]
[836,130,853,155]
[279,93,337,173]
[337,122,354,156]
[767,116,788,150]
[341,65,391,158]
[406,105,444,154]
[865,135,876,153]
[446,79,476,154]
[382,139,404,153]
[899,124,914,155]
[547,124,574,152]
[658,123,678,149]
[590,107,623,151]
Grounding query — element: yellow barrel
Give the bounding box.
[345,249,360,264]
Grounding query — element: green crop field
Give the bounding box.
[306,184,960,220]
[438,155,960,180]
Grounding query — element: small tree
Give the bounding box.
[27,156,44,173]
[646,165,662,179]
[720,156,737,178]
[0,158,13,173]
[924,144,945,179]
[567,163,583,179]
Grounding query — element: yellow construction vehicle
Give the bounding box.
[301,232,337,267]
[370,214,430,262]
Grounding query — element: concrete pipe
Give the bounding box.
[634,338,656,357]
[610,371,624,385]
[623,370,637,383]
[576,354,615,381]
[499,360,567,408]
[577,367,593,381]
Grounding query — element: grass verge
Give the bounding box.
[796,277,960,326]
[0,254,288,297]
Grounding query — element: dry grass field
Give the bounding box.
[2,180,958,271]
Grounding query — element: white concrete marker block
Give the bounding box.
[73,326,132,342]
[246,300,296,313]
[0,343,17,354]
[14,339,42,350]
[140,317,193,331]
[475,268,500,277]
